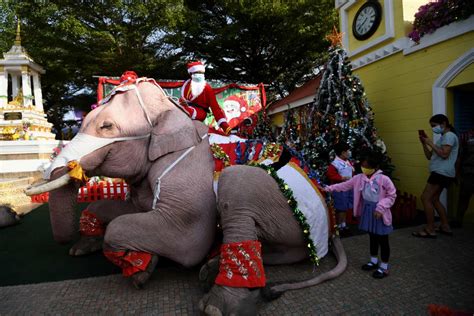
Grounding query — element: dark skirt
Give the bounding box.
[333,190,353,212]
[358,200,393,235]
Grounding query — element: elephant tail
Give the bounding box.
[261,235,347,301]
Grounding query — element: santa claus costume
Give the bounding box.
[180,61,230,134]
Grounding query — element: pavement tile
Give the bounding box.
[1,226,473,315]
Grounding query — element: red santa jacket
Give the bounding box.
[326,157,354,184]
[326,164,344,184]
[180,80,228,128]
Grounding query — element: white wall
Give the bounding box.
[402,0,428,22]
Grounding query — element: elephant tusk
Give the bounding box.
[24,173,72,196]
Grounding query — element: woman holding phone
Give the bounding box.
[413,114,459,238]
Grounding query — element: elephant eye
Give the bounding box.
[100,122,113,129]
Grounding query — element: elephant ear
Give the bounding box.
[148,109,202,161]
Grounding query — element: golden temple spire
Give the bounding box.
[14,17,21,46]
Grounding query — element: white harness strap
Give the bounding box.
[99,77,203,209]
[152,133,208,209]
[133,85,153,128]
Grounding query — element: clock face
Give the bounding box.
[352,1,382,40]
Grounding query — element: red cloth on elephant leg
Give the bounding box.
[79,210,105,236]
[103,250,152,277]
[215,240,265,288]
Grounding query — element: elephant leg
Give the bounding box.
[103,241,159,289]
[102,209,214,288]
[199,255,220,293]
[199,214,263,315]
[70,199,138,256]
[200,175,267,314]
[200,165,311,315]
[198,245,308,295]
[103,242,157,287]
[131,254,159,289]
[199,285,259,316]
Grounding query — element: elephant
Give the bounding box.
[0,204,21,228]
[25,77,347,314]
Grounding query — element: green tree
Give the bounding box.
[251,110,274,141]
[176,0,337,100]
[1,1,338,137]
[0,1,186,136]
[277,108,301,149]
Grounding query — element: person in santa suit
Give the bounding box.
[120,70,138,83]
[180,61,231,134]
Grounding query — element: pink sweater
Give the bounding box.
[325,170,397,226]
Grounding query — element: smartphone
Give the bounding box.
[418,130,427,138]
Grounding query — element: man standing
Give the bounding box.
[180,61,231,134]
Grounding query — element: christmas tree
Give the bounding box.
[248,111,275,141]
[300,27,394,180]
[277,108,300,149]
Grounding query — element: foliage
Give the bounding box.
[176,0,338,99]
[246,110,274,141]
[0,1,186,136]
[408,0,474,43]
[277,108,300,149]
[0,1,337,139]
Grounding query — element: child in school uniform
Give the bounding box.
[324,151,396,279]
[326,143,354,233]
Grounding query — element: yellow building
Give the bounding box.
[270,0,473,225]
[339,0,473,224]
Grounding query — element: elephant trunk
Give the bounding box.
[262,235,347,300]
[46,167,80,244]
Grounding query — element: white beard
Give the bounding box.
[191,80,206,97]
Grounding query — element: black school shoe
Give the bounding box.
[372,267,389,279]
[361,262,378,271]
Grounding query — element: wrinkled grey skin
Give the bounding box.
[46,82,216,269]
[0,205,20,228]
[36,81,346,315]
[198,166,347,316]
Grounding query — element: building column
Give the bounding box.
[0,67,7,107]
[32,73,43,112]
[11,73,19,98]
[21,70,32,107]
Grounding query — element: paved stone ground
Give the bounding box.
[1,226,473,315]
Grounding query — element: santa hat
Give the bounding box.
[120,70,138,82]
[225,95,247,113]
[187,61,205,74]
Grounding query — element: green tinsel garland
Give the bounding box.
[210,143,320,265]
[253,163,320,265]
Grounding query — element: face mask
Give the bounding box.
[191,73,205,83]
[44,132,150,179]
[346,150,352,158]
[361,167,375,176]
[432,125,443,134]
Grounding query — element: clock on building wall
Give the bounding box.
[352,0,383,40]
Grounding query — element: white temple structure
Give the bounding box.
[0,19,63,214]
[0,20,55,140]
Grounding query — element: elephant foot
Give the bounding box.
[131,254,159,289]
[69,235,103,256]
[199,255,220,293]
[199,285,260,316]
